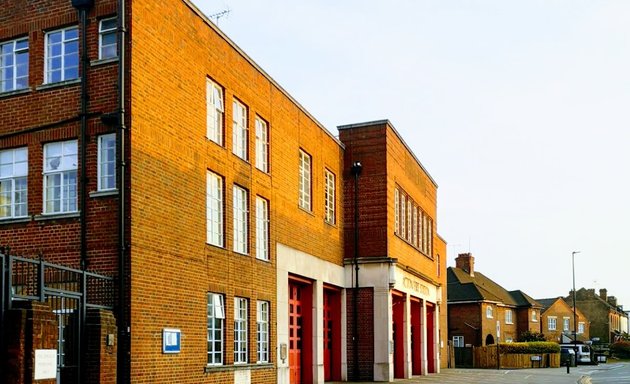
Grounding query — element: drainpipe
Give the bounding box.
[350,161,362,380]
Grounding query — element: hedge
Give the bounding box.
[499,341,560,354]
[610,341,630,359]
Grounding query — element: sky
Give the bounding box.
[191,0,630,308]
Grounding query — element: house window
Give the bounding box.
[427,217,433,256]
[563,317,570,332]
[98,17,117,59]
[206,79,224,145]
[206,172,223,247]
[207,293,225,365]
[486,305,493,318]
[298,150,311,211]
[43,140,77,214]
[234,297,248,364]
[548,316,557,331]
[406,200,412,240]
[257,300,269,363]
[400,194,406,236]
[412,205,418,246]
[232,100,248,160]
[0,147,28,218]
[233,185,248,254]
[255,196,269,261]
[45,26,79,83]
[255,117,269,172]
[422,213,428,254]
[97,134,116,191]
[505,309,513,324]
[453,336,464,347]
[0,37,29,92]
[324,169,335,224]
[578,322,585,334]
[531,310,538,322]
[394,188,399,234]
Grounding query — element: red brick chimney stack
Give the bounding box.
[455,253,475,276]
[599,288,607,301]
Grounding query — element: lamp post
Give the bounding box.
[572,251,580,362]
[350,161,362,380]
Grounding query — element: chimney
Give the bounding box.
[455,253,475,276]
[600,288,607,301]
[608,296,618,307]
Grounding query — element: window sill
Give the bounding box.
[90,189,119,198]
[0,88,31,99]
[91,57,119,67]
[204,363,273,374]
[34,212,80,221]
[36,78,81,91]
[0,217,32,225]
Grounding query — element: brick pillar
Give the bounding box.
[2,301,57,384]
[84,308,117,384]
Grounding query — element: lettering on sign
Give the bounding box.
[402,277,430,295]
[34,349,57,380]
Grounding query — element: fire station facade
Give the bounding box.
[0,0,446,383]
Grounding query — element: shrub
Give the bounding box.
[610,341,630,359]
[499,341,560,354]
[518,330,547,342]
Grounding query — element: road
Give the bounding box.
[580,362,630,384]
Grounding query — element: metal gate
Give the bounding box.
[1,249,114,384]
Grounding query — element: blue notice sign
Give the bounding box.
[162,328,181,354]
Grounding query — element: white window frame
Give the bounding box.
[563,317,570,332]
[0,37,29,92]
[234,297,248,364]
[298,150,311,211]
[207,293,225,365]
[44,26,79,84]
[43,140,78,214]
[394,188,399,234]
[97,134,116,191]
[98,17,117,60]
[578,322,585,334]
[206,79,224,145]
[232,99,248,160]
[412,205,418,246]
[406,200,412,240]
[324,169,335,224]
[453,336,464,348]
[255,117,268,172]
[531,310,538,322]
[505,309,513,324]
[206,171,224,247]
[256,300,269,363]
[400,194,406,237]
[548,316,557,331]
[233,185,248,254]
[486,305,493,319]
[0,147,28,219]
[255,196,269,261]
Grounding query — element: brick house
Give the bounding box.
[447,253,542,347]
[536,297,590,342]
[1,1,446,384]
[565,288,628,344]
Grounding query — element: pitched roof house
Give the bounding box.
[566,288,628,343]
[537,297,590,342]
[447,253,543,347]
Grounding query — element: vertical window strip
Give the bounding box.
[234,297,248,364]
[207,293,225,365]
[97,134,116,191]
[232,100,248,160]
[394,189,399,234]
[206,80,224,144]
[233,185,248,254]
[206,172,224,247]
[255,196,269,261]
[406,200,412,240]
[412,205,418,246]
[255,117,269,172]
[0,147,28,218]
[257,301,269,363]
[298,150,311,211]
[0,38,29,92]
[98,17,118,59]
[324,170,335,224]
[400,194,406,236]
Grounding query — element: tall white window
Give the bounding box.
[531,310,538,322]
[257,300,269,363]
[206,79,224,145]
[422,213,428,254]
[427,217,433,256]
[43,140,77,214]
[453,336,464,348]
[394,189,399,234]
[233,185,248,254]
[234,297,248,364]
[45,26,79,83]
[578,322,585,334]
[505,309,513,324]
[563,317,570,332]
[255,117,268,172]
[298,150,311,211]
[400,194,406,236]
[206,172,223,247]
[97,134,116,191]
[232,100,248,160]
[0,147,28,218]
[412,205,418,246]
[207,293,225,365]
[548,316,557,331]
[98,17,117,60]
[406,200,412,240]
[324,169,335,224]
[1,37,29,92]
[255,196,269,261]
[486,305,493,319]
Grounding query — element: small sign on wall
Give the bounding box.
[34,349,57,380]
[163,328,181,354]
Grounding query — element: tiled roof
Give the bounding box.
[510,290,543,308]
[536,297,561,311]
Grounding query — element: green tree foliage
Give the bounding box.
[499,341,560,354]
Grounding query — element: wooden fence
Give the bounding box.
[474,346,560,369]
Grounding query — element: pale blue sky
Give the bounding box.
[193,1,630,309]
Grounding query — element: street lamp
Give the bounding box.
[572,251,580,361]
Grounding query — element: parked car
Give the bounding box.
[560,344,591,364]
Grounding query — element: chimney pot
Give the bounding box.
[455,253,475,276]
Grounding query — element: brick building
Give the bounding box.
[447,253,542,347]
[536,297,590,342]
[566,288,628,344]
[1,1,446,383]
